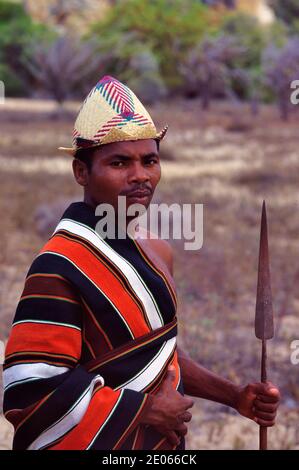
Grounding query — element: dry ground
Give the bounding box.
[0,97,299,450]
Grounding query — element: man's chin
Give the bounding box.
[126,195,151,208]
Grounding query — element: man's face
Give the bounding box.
[73,139,161,213]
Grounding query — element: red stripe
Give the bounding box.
[112,84,132,104]
[113,83,132,103]
[40,235,150,338]
[5,323,81,358]
[49,388,122,450]
[105,83,133,111]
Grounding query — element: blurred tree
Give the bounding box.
[85,29,166,103]
[220,13,267,68]
[202,0,236,7]
[126,49,167,104]
[22,36,107,107]
[268,0,299,27]
[268,0,299,34]
[22,0,109,33]
[0,0,55,96]
[220,11,288,106]
[88,0,221,91]
[178,35,245,109]
[262,37,299,120]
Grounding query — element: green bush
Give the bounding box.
[220,13,267,69]
[88,0,220,90]
[268,0,299,32]
[0,0,56,96]
[0,62,26,96]
[219,12,289,103]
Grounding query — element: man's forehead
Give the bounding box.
[96,139,158,158]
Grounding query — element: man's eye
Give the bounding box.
[146,159,158,165]
[111,161,125,167]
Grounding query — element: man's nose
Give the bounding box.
[128,163,150,183]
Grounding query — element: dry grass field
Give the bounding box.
[0,97,299,449]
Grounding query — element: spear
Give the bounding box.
[255,201,274,450]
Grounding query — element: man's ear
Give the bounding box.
[72,158,89,186]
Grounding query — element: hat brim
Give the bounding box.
[58,125,169,156]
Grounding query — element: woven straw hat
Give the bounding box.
[58,75,168,156]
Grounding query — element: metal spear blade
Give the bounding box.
[255,201,274,340]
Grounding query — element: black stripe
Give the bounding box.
[14,298,82,330]
[3,369,71,412]
[4,354,76,368]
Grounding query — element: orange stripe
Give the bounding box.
[5,323,81,359]
[171,350,180,389]
[20,294,80,305]
[41,235,150,338]
[49,388,122,450]
[27,273,70,282]
[5,350,77,361]
[153,436,175,450]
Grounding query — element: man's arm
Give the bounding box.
[177,347,280,426]
[177,347,240,408]
[153,239,280,426]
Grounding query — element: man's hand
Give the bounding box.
[236,382,280,426]
[141,365,194,446]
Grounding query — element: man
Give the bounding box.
[3,76,280,450]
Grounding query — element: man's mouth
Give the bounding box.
[126,190,152,202]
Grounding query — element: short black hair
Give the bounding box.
[74,139,160,173]
[74,146,99,173]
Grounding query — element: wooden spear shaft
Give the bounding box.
[260,339,267,450]
[255,201,274,451]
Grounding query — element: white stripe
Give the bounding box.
[53,219,163,329]
[13,319,81,331]
[3,363,69,390]
[28,375,105,450]
[117,337,177,392]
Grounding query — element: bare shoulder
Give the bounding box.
[135,226,174,276]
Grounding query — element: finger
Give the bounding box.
[253,399,278,413]
[166,430,181,446]
[256,393,280,404]
[266,381,280,392]
[250,382,280,397]
[256,384,280,399]
[174,423,188,437]
[177,411,192,423]
[184,398,194,410]
[252,409,276,421]
[254,417,275,427]
[264,386,280,399]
